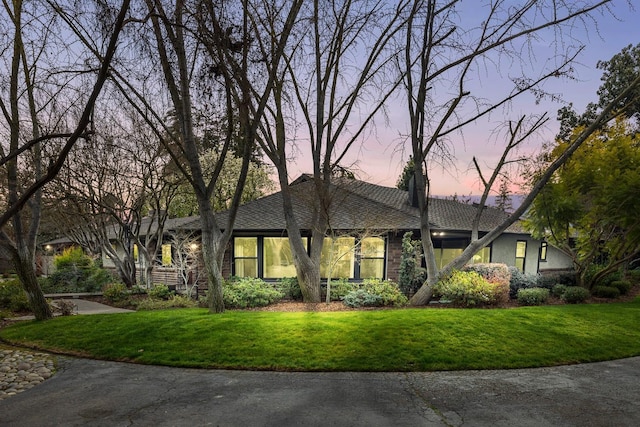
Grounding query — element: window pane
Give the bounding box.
[516,241,527,258]
[264,237,304,279]
[133,244,139,263]
[235,237,257,257]
[320,237,355,279]
[235,259,257,278]
[471,247,490,264]
[441,248,463,269]
[540,242,548,261]
[360,259,384,279]
[161,244,172,266]
[515,258,525,273]
[361,237,385,258]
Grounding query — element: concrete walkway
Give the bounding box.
[12,298,133,320]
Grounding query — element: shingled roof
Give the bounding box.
[177,175,526,234]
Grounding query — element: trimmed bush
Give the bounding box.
[592,285,621,299]
[0,279,30,312]
[561,287,590,304]
[434,270,502,307]
[611,280,632,295]
[149,284,173,300]
[103,283,128,303]
[551,284,568,298]
[358,279,408,307]
[516,287,549,306]
[276,277,302,301]
[508,266,538,298]
[223,277,284,309]
[342,289,382,308]
[537,271,577,289]
[326,278,356,301]
[136,295,198,311]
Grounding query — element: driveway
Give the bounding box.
[1,355,639,426]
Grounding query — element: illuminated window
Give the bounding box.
[515,240,527,272]
[234,237,258,277]
[471,247,491,264]
[359,237,385,279]
[133,244,139,263]
[264,237,306,279]
[540,242,548,262]
[161,244,172,266]
[320,237,355,279]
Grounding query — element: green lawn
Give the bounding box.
[2,300,640,371]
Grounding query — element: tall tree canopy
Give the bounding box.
[526,119,640,288]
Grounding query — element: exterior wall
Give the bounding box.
[491,233,540,274]
[385,232,403,282]
[538,244,574,273]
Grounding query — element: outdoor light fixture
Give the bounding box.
[45,245,52,251]
[190,243,198,250]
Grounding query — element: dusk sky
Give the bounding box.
[287,1,640,196]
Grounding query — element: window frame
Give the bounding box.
[539,242,548,262]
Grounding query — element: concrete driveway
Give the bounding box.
[1,355,639,426]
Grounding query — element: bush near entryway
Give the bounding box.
[434,270,506,307]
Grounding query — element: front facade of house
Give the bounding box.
[165,176,572,288]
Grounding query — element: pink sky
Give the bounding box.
[287,2,640,196]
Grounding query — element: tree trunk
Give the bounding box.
[12,246,52,320]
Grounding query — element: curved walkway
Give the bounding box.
[2,301,640,426]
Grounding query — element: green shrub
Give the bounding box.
[626,269,640,284]
[0,279,30,312]
[342,289,383,308]
[149,284,173,300]
[223,277,283,309]
[103,283,128,303]
[358,279,408,307]
[434,270,503,307]
[276,277,302,301]
[551,284,568,298]
[46,247,112,293]
[130,285,148,295]
[516,287,549,306]
[561,287,590,304]
[54,246,92,270]
[537,271,577,289]
[136,295,198,310]
[592,285,621,299]
[611,280,632,295]
[325,278,355,301]
[465,263,511,286]
[508,266,538,298]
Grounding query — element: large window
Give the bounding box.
[433,241,490,269]
[359,237,385,279]
[234,237,258,277]
[320,237,355,279]
[515,240,527,272]
[263,237,305,279]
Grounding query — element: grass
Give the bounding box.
[2,299,640,371]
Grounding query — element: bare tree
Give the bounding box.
[51,108,177,287]
[93,0,303,313]
[0,0,130,319]
[256,0,409,302]
[401,0,640,305]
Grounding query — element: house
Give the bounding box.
[160,175,573,286]
[43,175,573,287]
